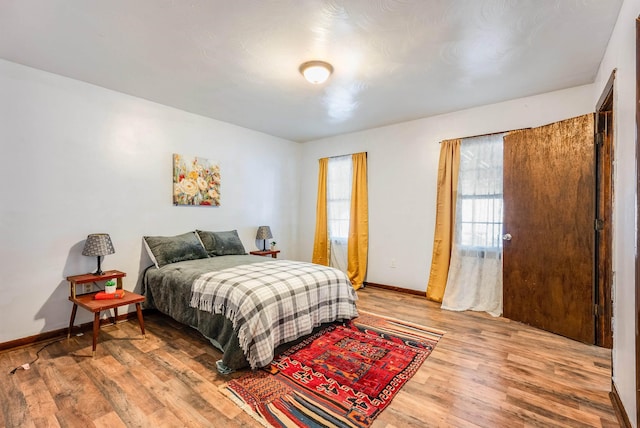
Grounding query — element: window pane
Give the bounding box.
[456,134,504,250]
[327,156,352,240]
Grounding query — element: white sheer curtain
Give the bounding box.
[327,155,352,274]
[441,134,504,317]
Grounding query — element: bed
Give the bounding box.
[141,230,358,373]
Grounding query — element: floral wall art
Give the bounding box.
[173,154,221,206]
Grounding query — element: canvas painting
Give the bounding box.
[173,154,221,206]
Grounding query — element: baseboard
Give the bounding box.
[610,380,632,428]
[364,281,425,296]
[0,311,143,353]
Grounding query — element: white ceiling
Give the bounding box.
[0,0,623,142]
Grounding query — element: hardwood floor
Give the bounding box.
[0,286,618,427]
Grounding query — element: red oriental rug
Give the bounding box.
[220,311,444,428]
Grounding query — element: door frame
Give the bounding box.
[595,69,614,348]
[636,15,640,428]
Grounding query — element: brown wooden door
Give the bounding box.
[503,114,595,344]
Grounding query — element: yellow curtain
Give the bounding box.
[426,139,461,302]
[312,158,329,265]
[347,152,368,290]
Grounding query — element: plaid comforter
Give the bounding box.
[189,260,358,369]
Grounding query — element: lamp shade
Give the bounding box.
[82,233,115,257]
[255,226,273,240]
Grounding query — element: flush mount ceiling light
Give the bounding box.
[299,60,334,84]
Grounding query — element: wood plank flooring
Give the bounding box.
[0,286,618,427]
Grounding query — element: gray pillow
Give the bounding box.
[196,229,246,256]
[143,232,208,268]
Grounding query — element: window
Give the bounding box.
[456,134,504,251]
[327,155,352,242]
[312,152,368,284]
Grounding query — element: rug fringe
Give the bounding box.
[356,309,447,335]
[218,383,272,428]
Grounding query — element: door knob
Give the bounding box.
[502,233,512,241]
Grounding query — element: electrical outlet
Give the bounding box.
[390,258,397,268]
[83,283,92,294]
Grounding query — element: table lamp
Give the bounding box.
[255,226,273,251]
[82,233,115,275]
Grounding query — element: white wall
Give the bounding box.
[595,0,639,425]
[299,85,595,292]
[0,59,300,343]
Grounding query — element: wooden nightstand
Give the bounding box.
[66,270,146,356]
[250,250,281,258]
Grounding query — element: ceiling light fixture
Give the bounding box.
[299,60,333,84]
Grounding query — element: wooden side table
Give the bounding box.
[66,270,146,356]
[250,250,280,258]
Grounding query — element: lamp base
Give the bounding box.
[93,256,105,276]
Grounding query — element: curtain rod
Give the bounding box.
[322,151,367,159]
[439,128,530,143]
